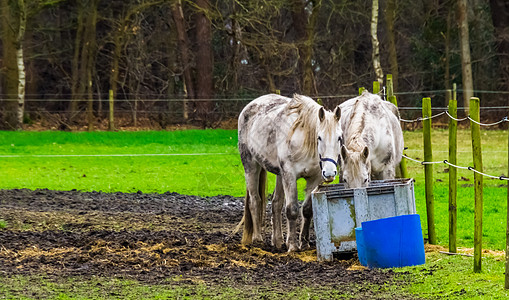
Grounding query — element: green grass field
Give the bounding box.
[1,129,509,299]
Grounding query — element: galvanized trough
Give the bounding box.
[311,178,416,261]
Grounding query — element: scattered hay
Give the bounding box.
[458,247,505,260]
[291,249,317,263]
[348,265,368,271]
[424,244,448,253]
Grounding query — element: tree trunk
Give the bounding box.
[489,0,509,91]
[385,0,399,92]
[15,0,26,130]
[195,0,214,127]
[290,0,307,93]
[458,0,474,114]
[166,18,178,125]
[109,1,164,125]
[229,1,242,94]
[371,0,383,85]
[444,8,452,90]
[0,0,26,130]
[86,0,98,131]
[304,0,321,95]
[171,0,194,121]
[16,47,25,130]
[290,0,321,95]
[70,1,85,118]
[110,24,122,107]
[1,0,16,129]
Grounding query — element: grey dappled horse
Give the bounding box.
[238,94,342,252]
[338,91,404,188]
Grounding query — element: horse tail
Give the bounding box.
[237,191,252,244]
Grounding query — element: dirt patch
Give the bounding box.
[0,189,413,296]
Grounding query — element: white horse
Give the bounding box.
[238,93,342,252]
[338,91,403,188]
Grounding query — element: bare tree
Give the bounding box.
[107,0,163,128]
[458,0,473,113]
[490,0,509,91]
[0,0,506,129]
[1,0,27,130]
[85,0,99,131]
[444,4,453,91]
[194,0,215,127]
[385,0,399,91]
[371,0,383,85]
[171,0,194,120]
[70,0,86,120]
[227,0,298,93]
[290,0,321,95]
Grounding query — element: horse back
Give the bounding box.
[341,92,403,165]
[238,94,289,128]
[238,94,292,175]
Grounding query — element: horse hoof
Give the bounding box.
[252,240,265,249]
[300,242,310,251]
[287,244,299,252]
[272,242,284,250]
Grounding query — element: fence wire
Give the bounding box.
[400,108,509,127]
[399,103,509,180]
[400,112,446,123]
[402,154,509,181]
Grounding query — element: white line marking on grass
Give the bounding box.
[0,153,234,158]
[404,149,507,153]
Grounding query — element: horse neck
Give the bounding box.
[288,122,318,162]
[287,99,320,160]
[345,104,370,152]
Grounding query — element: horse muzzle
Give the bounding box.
[321,170,337,183]
[320,155,338,183]
[322,175,335,183]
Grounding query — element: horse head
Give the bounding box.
[340,145,371,188]
[316,105,342,183]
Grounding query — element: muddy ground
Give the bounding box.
[0,189,419,298]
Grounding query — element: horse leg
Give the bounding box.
[242,165,264,245]
[300,177,322,250]
[271,175,284,250]
[282,173,299,252]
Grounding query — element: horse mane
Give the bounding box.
[286,94,322,160]
[344,93,373,152]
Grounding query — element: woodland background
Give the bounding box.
[1,0,509,130]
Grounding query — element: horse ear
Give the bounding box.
[340,145,348,162]
[334,106,341,121]
[362,147,369,162]
[318,107,325,122]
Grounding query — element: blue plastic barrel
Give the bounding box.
[355,227,368,266]
[361,214,425,268]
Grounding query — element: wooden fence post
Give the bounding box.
[506,114,509,288]
[373,81,380,94]
[423,97,437,244]
[386,75,393,97]
[470,97,483,273]
[108,89,115,131]
[448,90,457,253]
[453,83,457,104]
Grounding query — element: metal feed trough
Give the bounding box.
[311,178,416,261]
